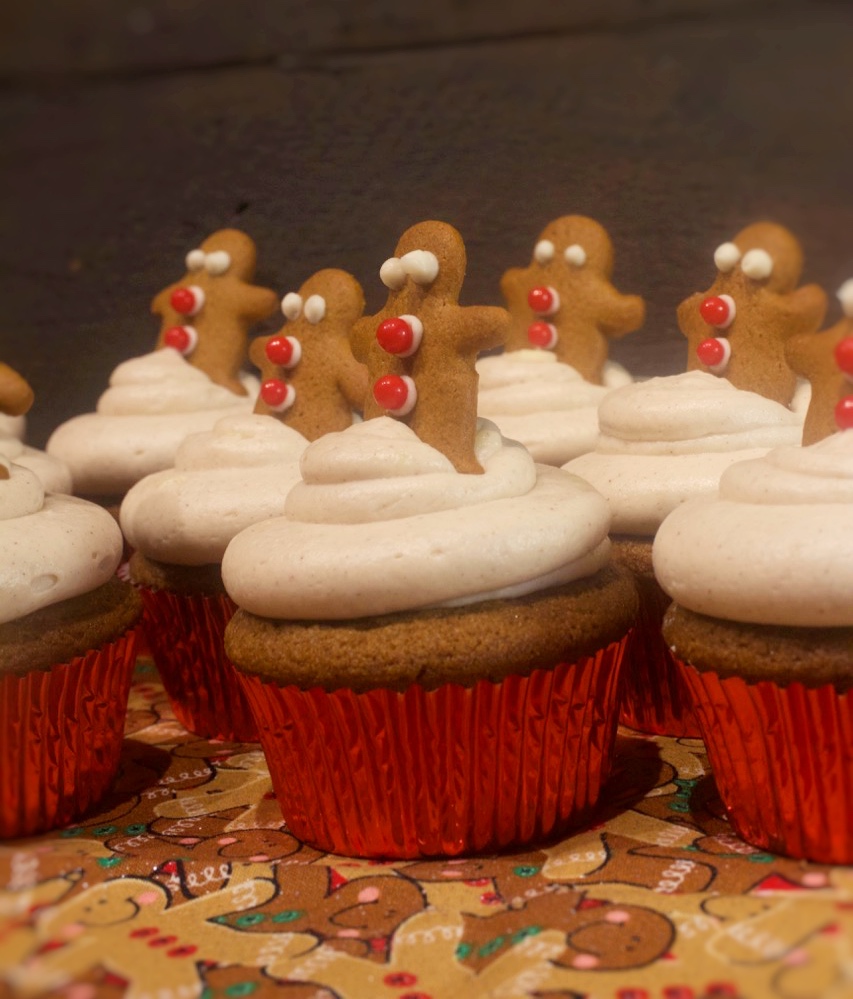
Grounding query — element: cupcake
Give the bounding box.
[221,222,637,859]
[477,215,644,465]
[565,222,827,736]
[0,458,142,838]
[119,269,366,741]
[47,229,277,509]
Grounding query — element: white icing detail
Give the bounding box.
[700,336,732,374]
[379,257,406,290]
[533,239,555,264]
[713,242,741,272]
[396,314,423,357]
[265,382,296,413]
[400,250,440,285]
[388,375,417,417]
[281,293,303,320]
[716,293,737,330]
[184,285,205,316]
[564,244,587,267]
[741,248,773,280]
[175,325,198,356]
[837,279,853,319]
[279,335,302,369]
[185,249,205,272]
[204,250,231,275]
[303,294,327,324]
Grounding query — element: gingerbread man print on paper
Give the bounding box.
[250,268,368,439]
[152,229,279,395]
[678,222,827,406]
[500,215,645,383]
[351,221,511,474]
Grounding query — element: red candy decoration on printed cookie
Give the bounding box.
[677,222,827,406]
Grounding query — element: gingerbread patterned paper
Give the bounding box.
[152,229,279,395]
[501,215,645,383]
[677,222,827,406]
[351,221,511,474]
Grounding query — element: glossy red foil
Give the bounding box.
[619,582,701,738]
[139,588,255,742]
[0,628,139,839]
[678,660,853,864]
[239,635,629,859]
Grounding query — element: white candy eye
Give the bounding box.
[533,240,555,264]
[564,244,586,267]
[400,249,439,285]
[380,257,406,290]
[281,292,303,320]
[185,249,205,272]
[714,242,741,272]
[741,248,773,280]
[303,294,326,324]
[204,250,231,275]
[837,279,853,318]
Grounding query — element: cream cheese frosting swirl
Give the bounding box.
[564,371,804,535]
[46,349,258,495]
[120,414,307,566]
[0,435,73,493]
[653,431,853,627]
[0,462,124,625]
[477,351,631,465]
[222,417,612,620]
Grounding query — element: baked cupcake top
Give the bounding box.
[0,459,123,625]
[653,430,853,627]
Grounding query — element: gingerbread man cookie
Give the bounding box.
[249,269,368,440]
[500,215,645,383]
[677,222,827,406]
[786,279,853,444]
[350,221,511,474]
[152,229,279,396]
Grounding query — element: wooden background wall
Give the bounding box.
[2,0,851,445]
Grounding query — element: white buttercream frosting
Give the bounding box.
[46,349,258,495]
[476,351,632,465]
[564,371,804,535]
[222,417,612,620]
[0,463,124,624]
[0,414,24,439]
[120,414,307,566]
[0,435,73,493]
[653,431,853,627]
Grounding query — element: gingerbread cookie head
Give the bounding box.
[351,220,511,474]
[152,228,278,396]
[677,221,827,406]
[500,215,645,383]
[786,279,853,444]
[250,268,367,440]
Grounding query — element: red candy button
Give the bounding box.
[170,285,205,316]
[261,378,296,412]
[699,294,736,329]
[527,321,558,349]
[835,396,853,430]
[163,325,198,356]
[373,374,417,416]
[265,335,301,369]
[527,285,560,316]
[376,315,423,357]
[834,336,853,377]
[696,336,731,373]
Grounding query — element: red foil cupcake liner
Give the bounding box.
[619,580,701,738]
[239,635,629,859]
[139,588,256,742]
[678,661,853,864]
[0,628,139,839]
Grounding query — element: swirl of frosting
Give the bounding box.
[222,417,612,619]
[0,465,123,624]
[120,414,307,565]
[0,436,73,493]
[565,371,804,535]
[653,431,853,627]
[477,351,631,465]
[46,350,258,495]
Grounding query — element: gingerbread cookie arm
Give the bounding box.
[335,342,370,412]
[500,267,537,351]
[779,282,829,339]
[237,284,279,324]
[0,362,34,416]
[595,285,646,338]
[457,304,512,354]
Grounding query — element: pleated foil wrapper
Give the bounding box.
[618,577,701,738]
[139,588,256,742]
[0,628,139,839]
[678,660,853,864]
[239,634,629,859]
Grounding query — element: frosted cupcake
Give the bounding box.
[222,222,637,858]
[566,222,826,736]
[477,216,644,465]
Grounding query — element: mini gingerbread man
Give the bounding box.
[0,361,34,480]
[350,221,511,474]
[249,268,368,440]
[786,279,853,444]
[152,229,279,396]
[501,215,645,383]
[677,222,827,406]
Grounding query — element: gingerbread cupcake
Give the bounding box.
[565,222,826,736]
[222,222,637,859]
[120,269,367,741]
[477,216,644,465]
